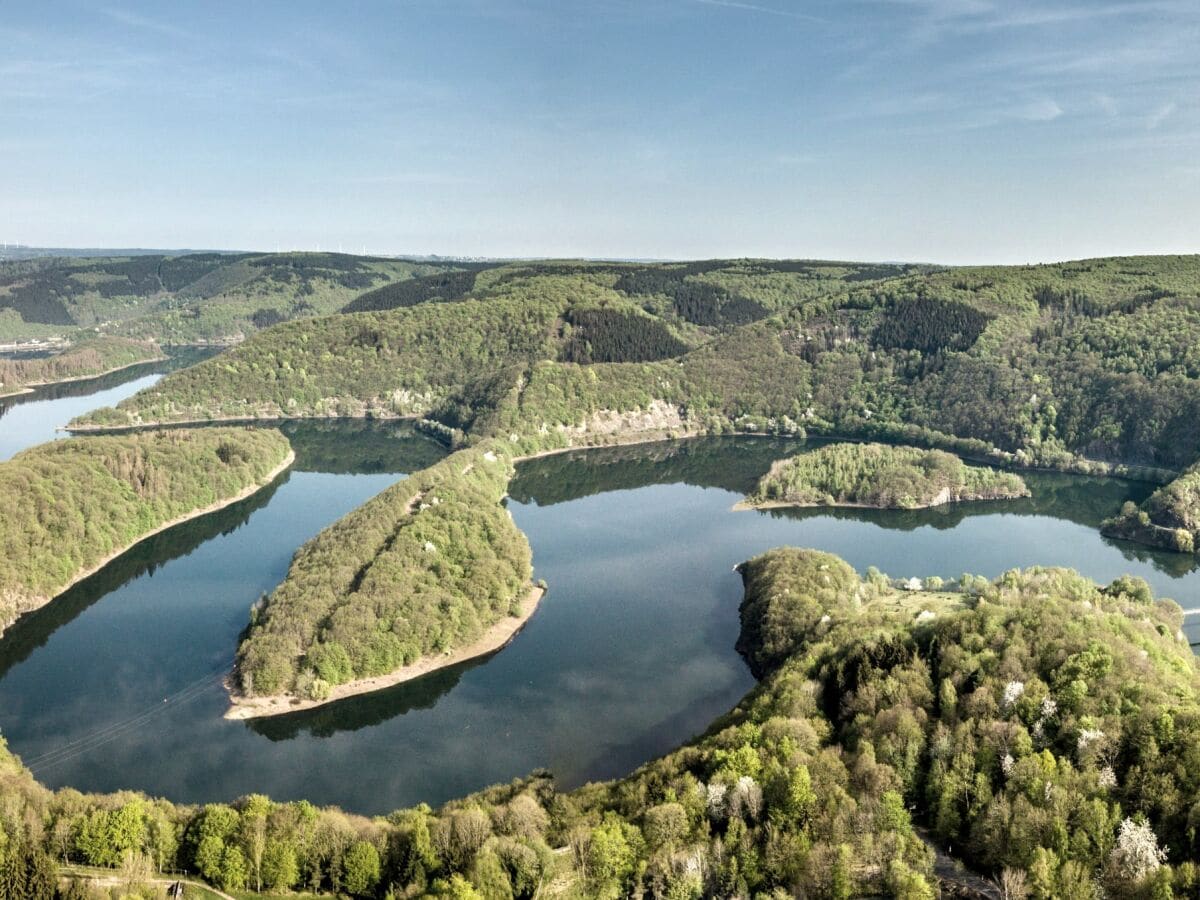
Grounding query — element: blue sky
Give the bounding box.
[1,1,1197,262]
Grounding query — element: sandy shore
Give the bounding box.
[511,426,710,464]
[0,449,295,640]
[732,487,1031,512]
[225,584,545,720]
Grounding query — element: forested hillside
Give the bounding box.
[76,255,1200,480]
[732,548,1199,896]
[0,252,472,344]
[0,427,292,637]
[3,550,1197,898]
[744,442,1030,509]
[1103,463,1200,554]
[72,289,568,429]
[0,336,162,396]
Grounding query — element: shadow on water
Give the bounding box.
[759,473,1196,577]
[279,419,447,475]
[246,650,497,741]
[509,436,803,504]
[757,472,1146,533]
[0,347,217,423]
[512,437,1195,579]
[0,473,287,681]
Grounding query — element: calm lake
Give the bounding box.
[1,373,1198,815]
[0,349,215,460]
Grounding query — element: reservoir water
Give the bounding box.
[1,374,1198,815]
[0,349,214,460]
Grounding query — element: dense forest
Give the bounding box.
[0,427,292,638]
[559,306,692,364]
[68,256,1200,575]
[745,442,1030,509]
[233,440,533,704]
[1103,463,1200,554]
[75,255,1200,480]
[342,265,494,313]
[3,550,1198,898]
[0,337,163,396]
[0,253,472,344]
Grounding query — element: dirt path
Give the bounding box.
[61,866,237,900]
[916,829,1002,899]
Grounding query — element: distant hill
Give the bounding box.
[0,251,478,344]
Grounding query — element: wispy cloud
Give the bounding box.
[1147,101,1176,129]
[100,7,191,41]
[692,0,826,23]
[1017,98,1063,121]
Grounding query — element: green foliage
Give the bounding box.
[341,841,381,896]
[10,252,1200,899]
[3,546,1200,896]
[735,548,861,676]
[74,290,567,427]
[73,255,1200,484]
[732,548,1200,892]
[873,294,992,353]
[236,441,532,697]
[748,441,1030,509]
[343,266,488,313]
[0,252,463,343]
[560,306,690,364]
[0,427,292,637]
[0,337,162,396]
[586,814,643,895]
[1103,463,1200,554]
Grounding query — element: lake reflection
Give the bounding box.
[0,431,1196,814]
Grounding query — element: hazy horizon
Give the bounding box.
[3,245,1199,269]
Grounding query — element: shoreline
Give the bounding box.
[1,353,167,401]
[1100,518,1197,556]
[512,429,1171,487]
[24,353,168,389]
[225,584,546,720]
[68,410,420,434]
[732,488,1031,513]
[0,449,296,640]
[64,407,1172,485]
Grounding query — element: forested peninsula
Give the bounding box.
[5,549,1199,898]
[0,427,293,637]
[1103,463,1200,554]
[0,336,163,397]
[229,440,535,716]
[740,442,1030,510]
